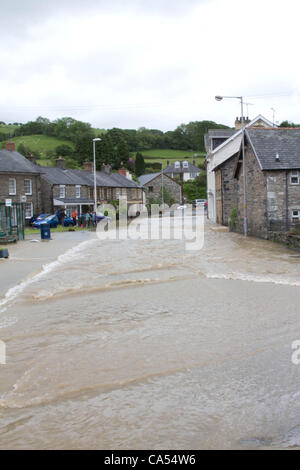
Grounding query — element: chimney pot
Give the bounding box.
[101,164,112,174]
[83,160,93,172]
[56,156,66,170]
[6,142,15,152]
[118,167,127,177]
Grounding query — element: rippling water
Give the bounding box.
[0,218,300,449]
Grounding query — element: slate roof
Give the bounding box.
[39,166,141,188]
[163,161,200,174]
[0,150,40,174]
[246,128,300,170]
[138,172,161,186]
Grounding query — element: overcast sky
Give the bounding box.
[1,0,299,130]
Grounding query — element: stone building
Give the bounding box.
[139,172,182,204]
[213,128,300,239]
[39,157,144,216]
[0,143,42,220]
[205,115,274,222]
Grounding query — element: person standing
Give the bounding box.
[72,209,78,226]
[85,212,91,227]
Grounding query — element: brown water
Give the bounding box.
[0,219,300,449]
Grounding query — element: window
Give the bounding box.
[9,178,16,195]
[25,202,33,219]
[24,179,32,195]
[116,188,120,199]
[291,171,299,185]
[183,161,189,169]
[59,185,65,198]
[148,186,154,193]
[292,209,300,221]
[174,161,180,169]
[75,185,81,198]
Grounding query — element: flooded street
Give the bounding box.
[0,219,300,449]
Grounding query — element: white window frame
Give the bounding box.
[75,185,81,198]
[291,170,299,185]
[116,188,120,199]
[292,209,300,221]
[9,178,16,195]
[24,178,32,195]
[59,185,66,198]
[174,161,180,169]
[183,161,189,169]
[25,202,33,219]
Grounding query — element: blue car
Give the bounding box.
[33,214,75,229]
[29,213,50,226]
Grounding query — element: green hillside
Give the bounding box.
[1,135,78,167]
[141,148,206,169]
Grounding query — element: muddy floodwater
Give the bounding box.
[0,218,300,449]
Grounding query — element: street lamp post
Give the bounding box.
[161,162,164,207]
[215,95,248,237]
[92,138,101,213]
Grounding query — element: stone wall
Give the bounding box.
[219,147,268,238]
[143,175,182,204]
[239,147,268,238]
[0,172,42,217]
[52,184,90,200]
[220,153,239,226]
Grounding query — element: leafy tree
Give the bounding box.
[116,138,130,168]
[149,186,176,206]
[279,120,300,127]
[135,152,145,176]
[183,172,207,202]
[99,134,115,165]
[17,143,27,155]
[55,144,73,156]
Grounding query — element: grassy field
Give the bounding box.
[1,135,75,155]
[0,124,19,135]
[140,149,206,168]
[0,135,78,167]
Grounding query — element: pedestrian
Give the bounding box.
[85,212,91,227]
[72,209,78,226]
[59,208,66,228]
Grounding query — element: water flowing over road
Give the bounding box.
[0,219,300,449]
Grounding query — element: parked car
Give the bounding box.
[33,214,75,229]
[29,213,50,226]
[194,199,207,206]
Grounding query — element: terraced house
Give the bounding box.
[0,143,42,220]
[39,157,144,216]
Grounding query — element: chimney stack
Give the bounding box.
[6,142,15,152]
[101,164,112,174]
[56,156,66,170]
[118,167,127,177]
[83,160,93,172]
[235,116,251,129]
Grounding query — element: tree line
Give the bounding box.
[0,116,231,169]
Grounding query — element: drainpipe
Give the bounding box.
[285,170,289,232]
